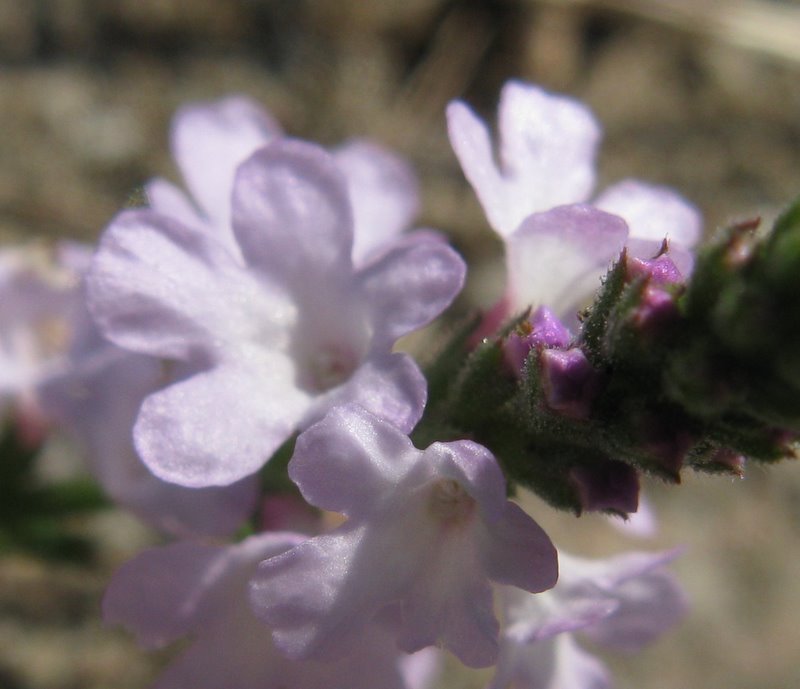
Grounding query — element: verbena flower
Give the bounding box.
[103,532,439,689]
[249,404,558,668]
[87,139,465,487]
[447,81,700,322]
[488,548,687,689]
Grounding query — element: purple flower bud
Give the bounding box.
[640,418,693,481]
[626,252,683,285]
[504,306,572,375]
[531,306,573,347]
[631,284,680,335]
[540,347,597,419]
[569,460,640,515]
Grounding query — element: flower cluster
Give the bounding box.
[4,81,726,688]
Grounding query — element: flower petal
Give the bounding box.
[595,179,701,251]
[446,99,508,234]
[232,140,354,287]
[576,550,688,652]
[396,553,500,668]
[497,81,599,229]
[104,533,301,650]
[595,179,701,275]
[104,541,227,649]
[251,523,410,661]
[359,236,466,348]
[333,139,419,265]
[448,83,600,238]
[289,404,417,517]
[301,352,427,435]
[40,345,258,537]
[135,361,309,487]
[491,634,611,689]
[87,209,265,361]
[505,204,628,320]
[479,502,559,594]
[145,178,205,230]
[171,95,280,227]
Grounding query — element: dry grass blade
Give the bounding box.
[536,0,800,64]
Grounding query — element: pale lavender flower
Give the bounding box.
[87,140,465,487]
[488,548,687,689]
[447,81,701,321]
[0,243,86,444]
[446,80,701,246]
[249,404,558,668]
[606,495,658,539]
[104,532,436,689]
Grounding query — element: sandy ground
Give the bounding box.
[1,1,799,687]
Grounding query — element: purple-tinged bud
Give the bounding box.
[540,347,598,419]
[530,306,572,348]
[504,306,572,375]
[569,460,640,516]
[707,448,746,477]
[631,284,680,334]
[626,253,683,285]
[640,418,693,481]
[770,429,798,458]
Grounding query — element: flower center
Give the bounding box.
[305,343,359,392]
[428,479,475,525]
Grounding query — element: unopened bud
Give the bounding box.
[626,253,683,285]
[504,306,571,374]
[569,460,640,515]
[707,448,746,477]
[640,418,693,481]
[540,347,597,419]
[631,284,680,334]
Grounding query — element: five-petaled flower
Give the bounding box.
[249,404,558,668]
[87,139,465,487]
[447,81,701,324]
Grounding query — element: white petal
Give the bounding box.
[505,205,628,321]
[171,95,280,227]
[595,179,702,251]
[497,81,600,229]
[333,138,419,265]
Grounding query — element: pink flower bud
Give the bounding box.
[504,306,571,375]
[631,284,680,334]
[626,253,683,285]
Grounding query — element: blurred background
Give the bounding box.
[1,1,799,688]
